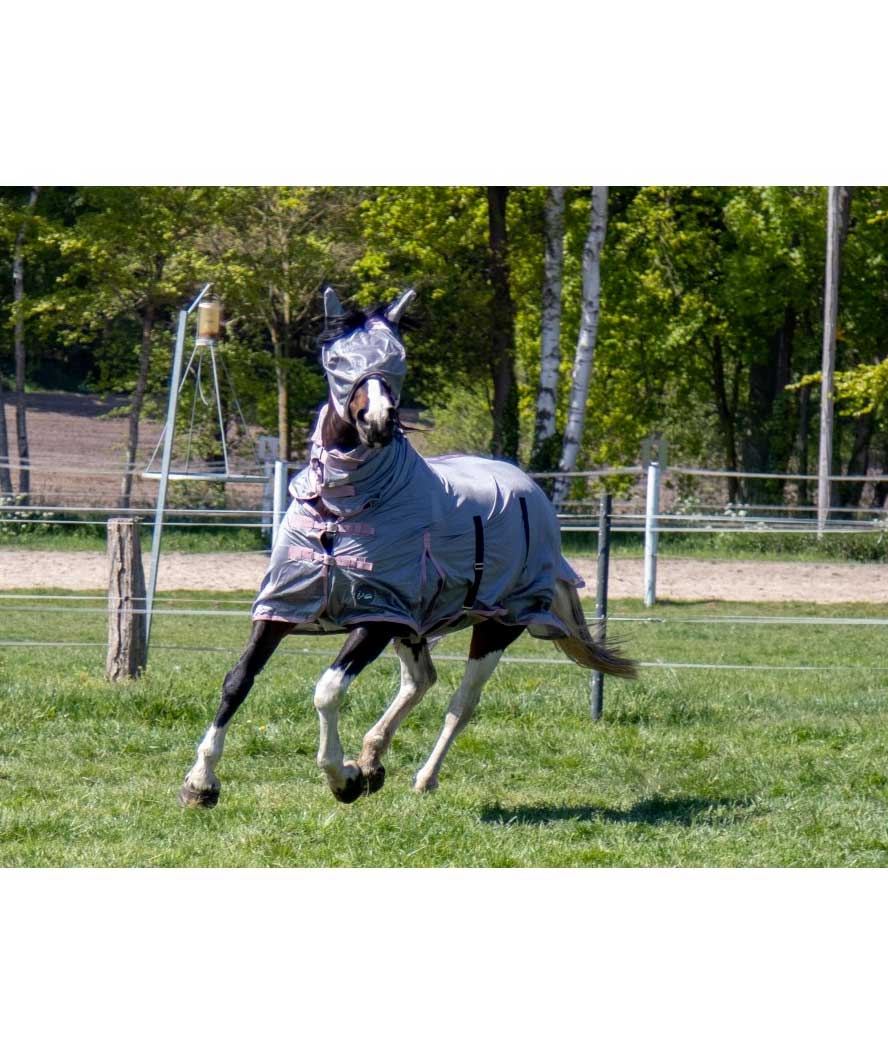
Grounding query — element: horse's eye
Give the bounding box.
[356,408,368,423]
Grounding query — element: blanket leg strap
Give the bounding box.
[463,515,484,610]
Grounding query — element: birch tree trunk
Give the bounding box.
[552,187,608,508]
[12,186,40,504]
[530,187,565,474]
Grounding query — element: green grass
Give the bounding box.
[2,591,888,867]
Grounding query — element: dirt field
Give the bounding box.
[0,548,884,603]
[1,392,163,507]
[1,391,260,509]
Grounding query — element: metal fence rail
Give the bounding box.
[4,461,888,690]
[2,636,888,676]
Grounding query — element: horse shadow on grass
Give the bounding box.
[480,795,759,828]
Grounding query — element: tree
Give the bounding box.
[794,188,888,507]
[529,186,565,474]
[486,187,519,460]
[11,187,41,503]
[40,187,212,506]
[552,187,608,508]
[357,186,565,461]
[205,187,362,460]
[591,187,825,505]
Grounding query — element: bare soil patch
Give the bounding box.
[0,548,884,603]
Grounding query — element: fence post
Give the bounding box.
[106,517,146,681]
[644,460,661,607]
[272,460,288,547]
[591,492,612,721]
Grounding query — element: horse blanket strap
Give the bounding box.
[287,513,375,538]
[462,515,485,610]
[519,497,530,563]
[288,545,373,572]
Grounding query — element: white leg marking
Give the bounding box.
[184,723,228,792]
[314,666,356,789]
[414,651,502,793]
[357,642,436,774]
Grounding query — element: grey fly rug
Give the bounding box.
[252,406,583,640]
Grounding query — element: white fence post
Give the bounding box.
[272,460,288,547]
[644,459,661,607]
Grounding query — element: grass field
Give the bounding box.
[2,590,888,867]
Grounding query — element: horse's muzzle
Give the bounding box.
[357,409,397,448]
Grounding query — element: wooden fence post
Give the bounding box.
[107,517,146,680]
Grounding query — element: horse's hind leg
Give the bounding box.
[179,619,290,808]
[356,639,437,794]
[413,621,524,793]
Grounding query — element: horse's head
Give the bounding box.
[320,286,415,449]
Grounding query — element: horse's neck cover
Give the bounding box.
[295,406,414,517]
[321,317,407,419]
[252,407,583,640]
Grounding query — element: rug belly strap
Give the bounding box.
[462,515,484,610]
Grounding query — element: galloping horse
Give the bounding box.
[179,287,635,807]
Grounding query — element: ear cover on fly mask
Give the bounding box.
[321,287,414,418]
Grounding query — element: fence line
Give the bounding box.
[6,599,888,629]
[0,504,269,516]
[667,465,888,483]
[6,457,888,484]
[0,518,267,529]
[2,636,888,676]
[5,515,887,534]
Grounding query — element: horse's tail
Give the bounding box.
[551,579,638,679]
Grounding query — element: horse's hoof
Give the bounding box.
[365,765,386,795]
[178,781,220,808]
[413,773,438,794]
[331,773,365,804]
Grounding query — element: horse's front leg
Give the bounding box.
[314,625,394,803]
[413,622,524,793]
[356,638,437,793]
[179,619,290,808]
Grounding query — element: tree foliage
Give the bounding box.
[2,185,888,510]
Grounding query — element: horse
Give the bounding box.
[179,286,636,808]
